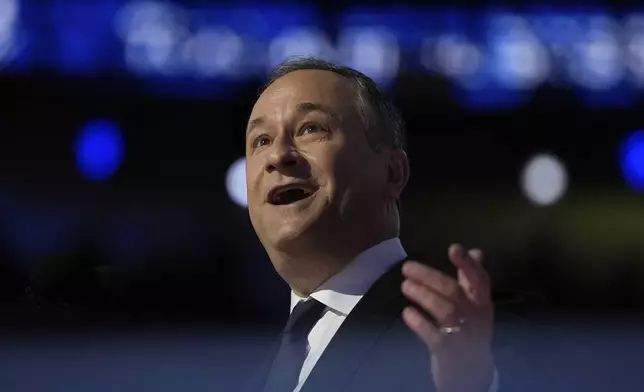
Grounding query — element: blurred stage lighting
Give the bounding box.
[268,27,335,71]
[619,130,644,192]
[75,119,125,182]
[5,2,644,107]
[0,0,19,65]
[226,157,247,208]
[337,27,400,85]
[521,154,568,206]
[115,1,188,76]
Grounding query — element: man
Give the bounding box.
[243,58,499,392]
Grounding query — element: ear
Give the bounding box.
[386,149,410,200]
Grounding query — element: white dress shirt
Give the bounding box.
[289,237,499,392]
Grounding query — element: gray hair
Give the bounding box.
[261,57,406,151]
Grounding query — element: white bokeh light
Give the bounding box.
[0,0,20,65]
[521,154,568,206]
[226,157,247,207]
[268,27,335,70]
[114,1,189,75]
[570,17,624,90]
[429,35,483,78]
[183,27,244,77]
[491,17,550,90]
[338,27,400,84]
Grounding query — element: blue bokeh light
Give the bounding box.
[619,130,644,192]
[5,2,644,106]
[75,119,124,181]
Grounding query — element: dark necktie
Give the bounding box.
[263,299,326,392]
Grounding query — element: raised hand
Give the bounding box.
[401,244,495,392]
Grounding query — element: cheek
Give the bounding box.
[247,204,260,227]
[302,147,333,184]
[245,163,261,196]
[307,142,380,200]
[322,163,363,208]
[337,159,387,201]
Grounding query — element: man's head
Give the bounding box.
[245,58,409,277]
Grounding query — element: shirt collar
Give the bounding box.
[290,237,407,315]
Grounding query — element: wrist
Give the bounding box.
[478,355,496,392]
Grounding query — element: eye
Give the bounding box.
[299,123,323,135]
[252,134,271,149]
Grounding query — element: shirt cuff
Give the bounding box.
[487,367,499,392]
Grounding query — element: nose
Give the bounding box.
[264,140,304,174]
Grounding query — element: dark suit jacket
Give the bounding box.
[246,258,534,392]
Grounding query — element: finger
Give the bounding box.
[449,244,490,303]
[402,261,460,299]
[402,306,443,351]
[467,248,491,302]
[448,244,484,276]
[447,244,487,282]
[401,279,458,324]
[469,248,484,264]
[449,244,482,292]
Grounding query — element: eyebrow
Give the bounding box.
[245,102,337,139]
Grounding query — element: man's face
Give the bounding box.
[245,70,393,254]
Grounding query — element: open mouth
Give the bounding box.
[267,184,318,205]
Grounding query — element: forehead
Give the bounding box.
[250,70,357,118]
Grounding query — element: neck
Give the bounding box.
[267,227,398,296]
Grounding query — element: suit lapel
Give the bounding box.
[300,258,408,392]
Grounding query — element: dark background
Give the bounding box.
[0,0,643,390]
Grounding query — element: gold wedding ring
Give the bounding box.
[439,318,466,335]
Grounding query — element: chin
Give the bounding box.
[267,209,327,252]
[256,192,330,251]
[270,220,314,250]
